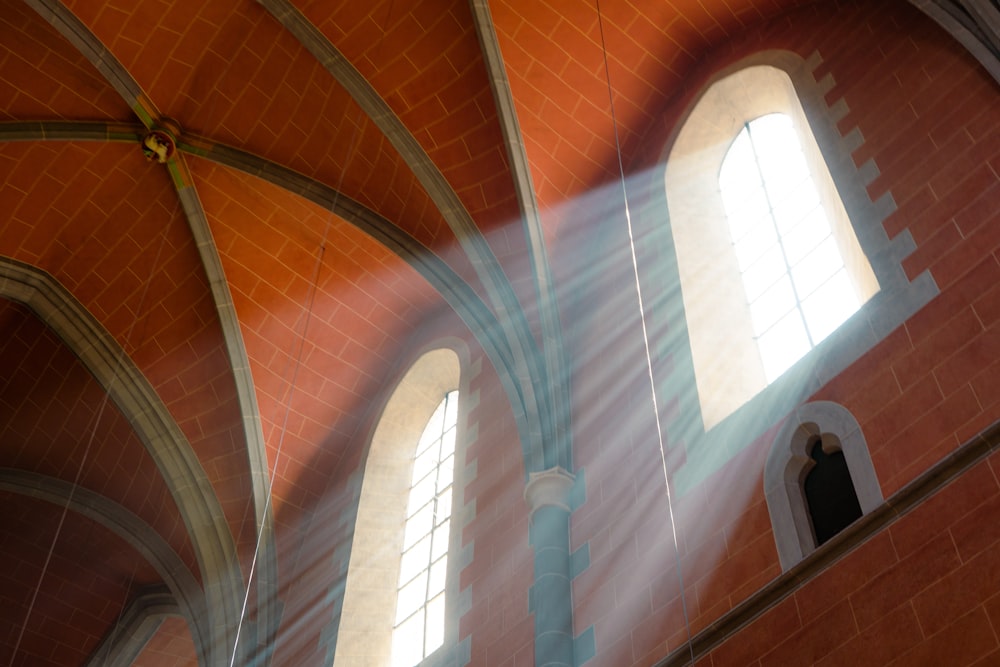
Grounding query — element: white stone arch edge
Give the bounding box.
[174,173,279,661]
[764,401,882,571]
[332,342,474,667]
[0,469,208,666]
[0,257,243,666]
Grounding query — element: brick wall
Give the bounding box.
[706,450,1000,666]
[261,2,1000,664]
[563,1,1000,665]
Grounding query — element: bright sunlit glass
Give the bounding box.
[391,391,458,667]
[720,113,860,382]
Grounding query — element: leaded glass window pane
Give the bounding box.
[720,113,862,383]
[392,391,458,667]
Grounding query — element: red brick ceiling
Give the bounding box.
[0,299,199,578]
[190,155,443,518]
[296,0,523,232]
[58,0,484,256]
[0,0,131,121]
[0,492,162,667]
[0,0,826,663]
[492,0,816,212]
[0,140,256,556]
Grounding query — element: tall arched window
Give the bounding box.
[334,349,466,667]
[667,59,880,431]
[662,52,936,482]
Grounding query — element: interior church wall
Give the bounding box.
[706,449,1000,665]
[186,1,1000,664]
[559,1,1000,665]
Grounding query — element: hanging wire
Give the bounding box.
[8,192,177,667]
[228,234,329,667]
[227,3,397,662]
[225,129,341,667]
[87,562,140,666]
[592,2,697,663]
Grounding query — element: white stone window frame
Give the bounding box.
[334,347,472,667]
[660,50,938,492]
[764,400,882,570]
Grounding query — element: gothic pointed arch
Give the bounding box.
[0,257,242,665]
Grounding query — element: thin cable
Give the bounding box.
[227,4,396,658]
[592,2,696,663]
[9,410,104,667]
[8,196,176,667]
[90,564,139,666]
[228,238,329,667]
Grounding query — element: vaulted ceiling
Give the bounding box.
[0,0,954,665]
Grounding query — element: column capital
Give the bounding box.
[524,466,575,515]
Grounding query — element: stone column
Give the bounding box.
[524,467,576,667]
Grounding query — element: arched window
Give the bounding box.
[334,349,468,667]
[661,52,936,489]
[764,401,881,570]
[667,58,883,431]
